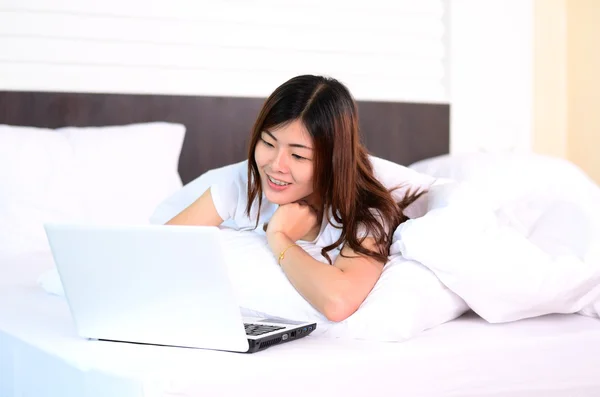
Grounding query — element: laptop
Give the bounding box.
[43,223,316,353]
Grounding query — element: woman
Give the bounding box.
[167,75,421,322]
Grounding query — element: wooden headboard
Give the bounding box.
[0,91,449,185]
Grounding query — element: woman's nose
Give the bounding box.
[270,150,289,173]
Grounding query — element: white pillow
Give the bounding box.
[394,181,600,323]
[323,254,468,341]
[39,227,469,342]
[0,122,185,255]
[233,238,469,343]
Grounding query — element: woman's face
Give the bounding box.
[254,119,315,205]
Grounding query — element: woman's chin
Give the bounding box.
[263,186,302,205]
[264,191,292,205]
[262,179,311,205]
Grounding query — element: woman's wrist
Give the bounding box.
[267,231,298,265]
[267,231,292,251]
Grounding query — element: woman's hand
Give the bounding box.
[266,201,320,242]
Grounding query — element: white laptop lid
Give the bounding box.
[44,223,250,352]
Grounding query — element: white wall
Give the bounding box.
[449,0,534,153]
[0,0,448,104]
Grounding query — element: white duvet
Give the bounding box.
[394,181,600,323]
[403,153,600,322]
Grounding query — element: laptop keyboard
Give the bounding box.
[244,323,285,336]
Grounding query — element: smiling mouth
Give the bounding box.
[267,175,291,186]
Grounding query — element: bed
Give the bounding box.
[2,90,600,397]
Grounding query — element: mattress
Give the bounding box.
[2,254,600,397]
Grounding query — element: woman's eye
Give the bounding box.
[292,154,307,160]
[261,138,274,147]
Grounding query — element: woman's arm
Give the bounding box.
[268,231,384,322]
[165,187,224,226]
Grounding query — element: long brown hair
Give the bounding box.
[245,75,421,264]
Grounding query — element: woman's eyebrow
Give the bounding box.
[263,130,313,150]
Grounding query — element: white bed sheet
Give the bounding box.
[2,254,600,397]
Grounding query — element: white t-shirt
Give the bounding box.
[209,158,435,264]
[209,160,343,263]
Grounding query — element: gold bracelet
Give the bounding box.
[278,243,299,266]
